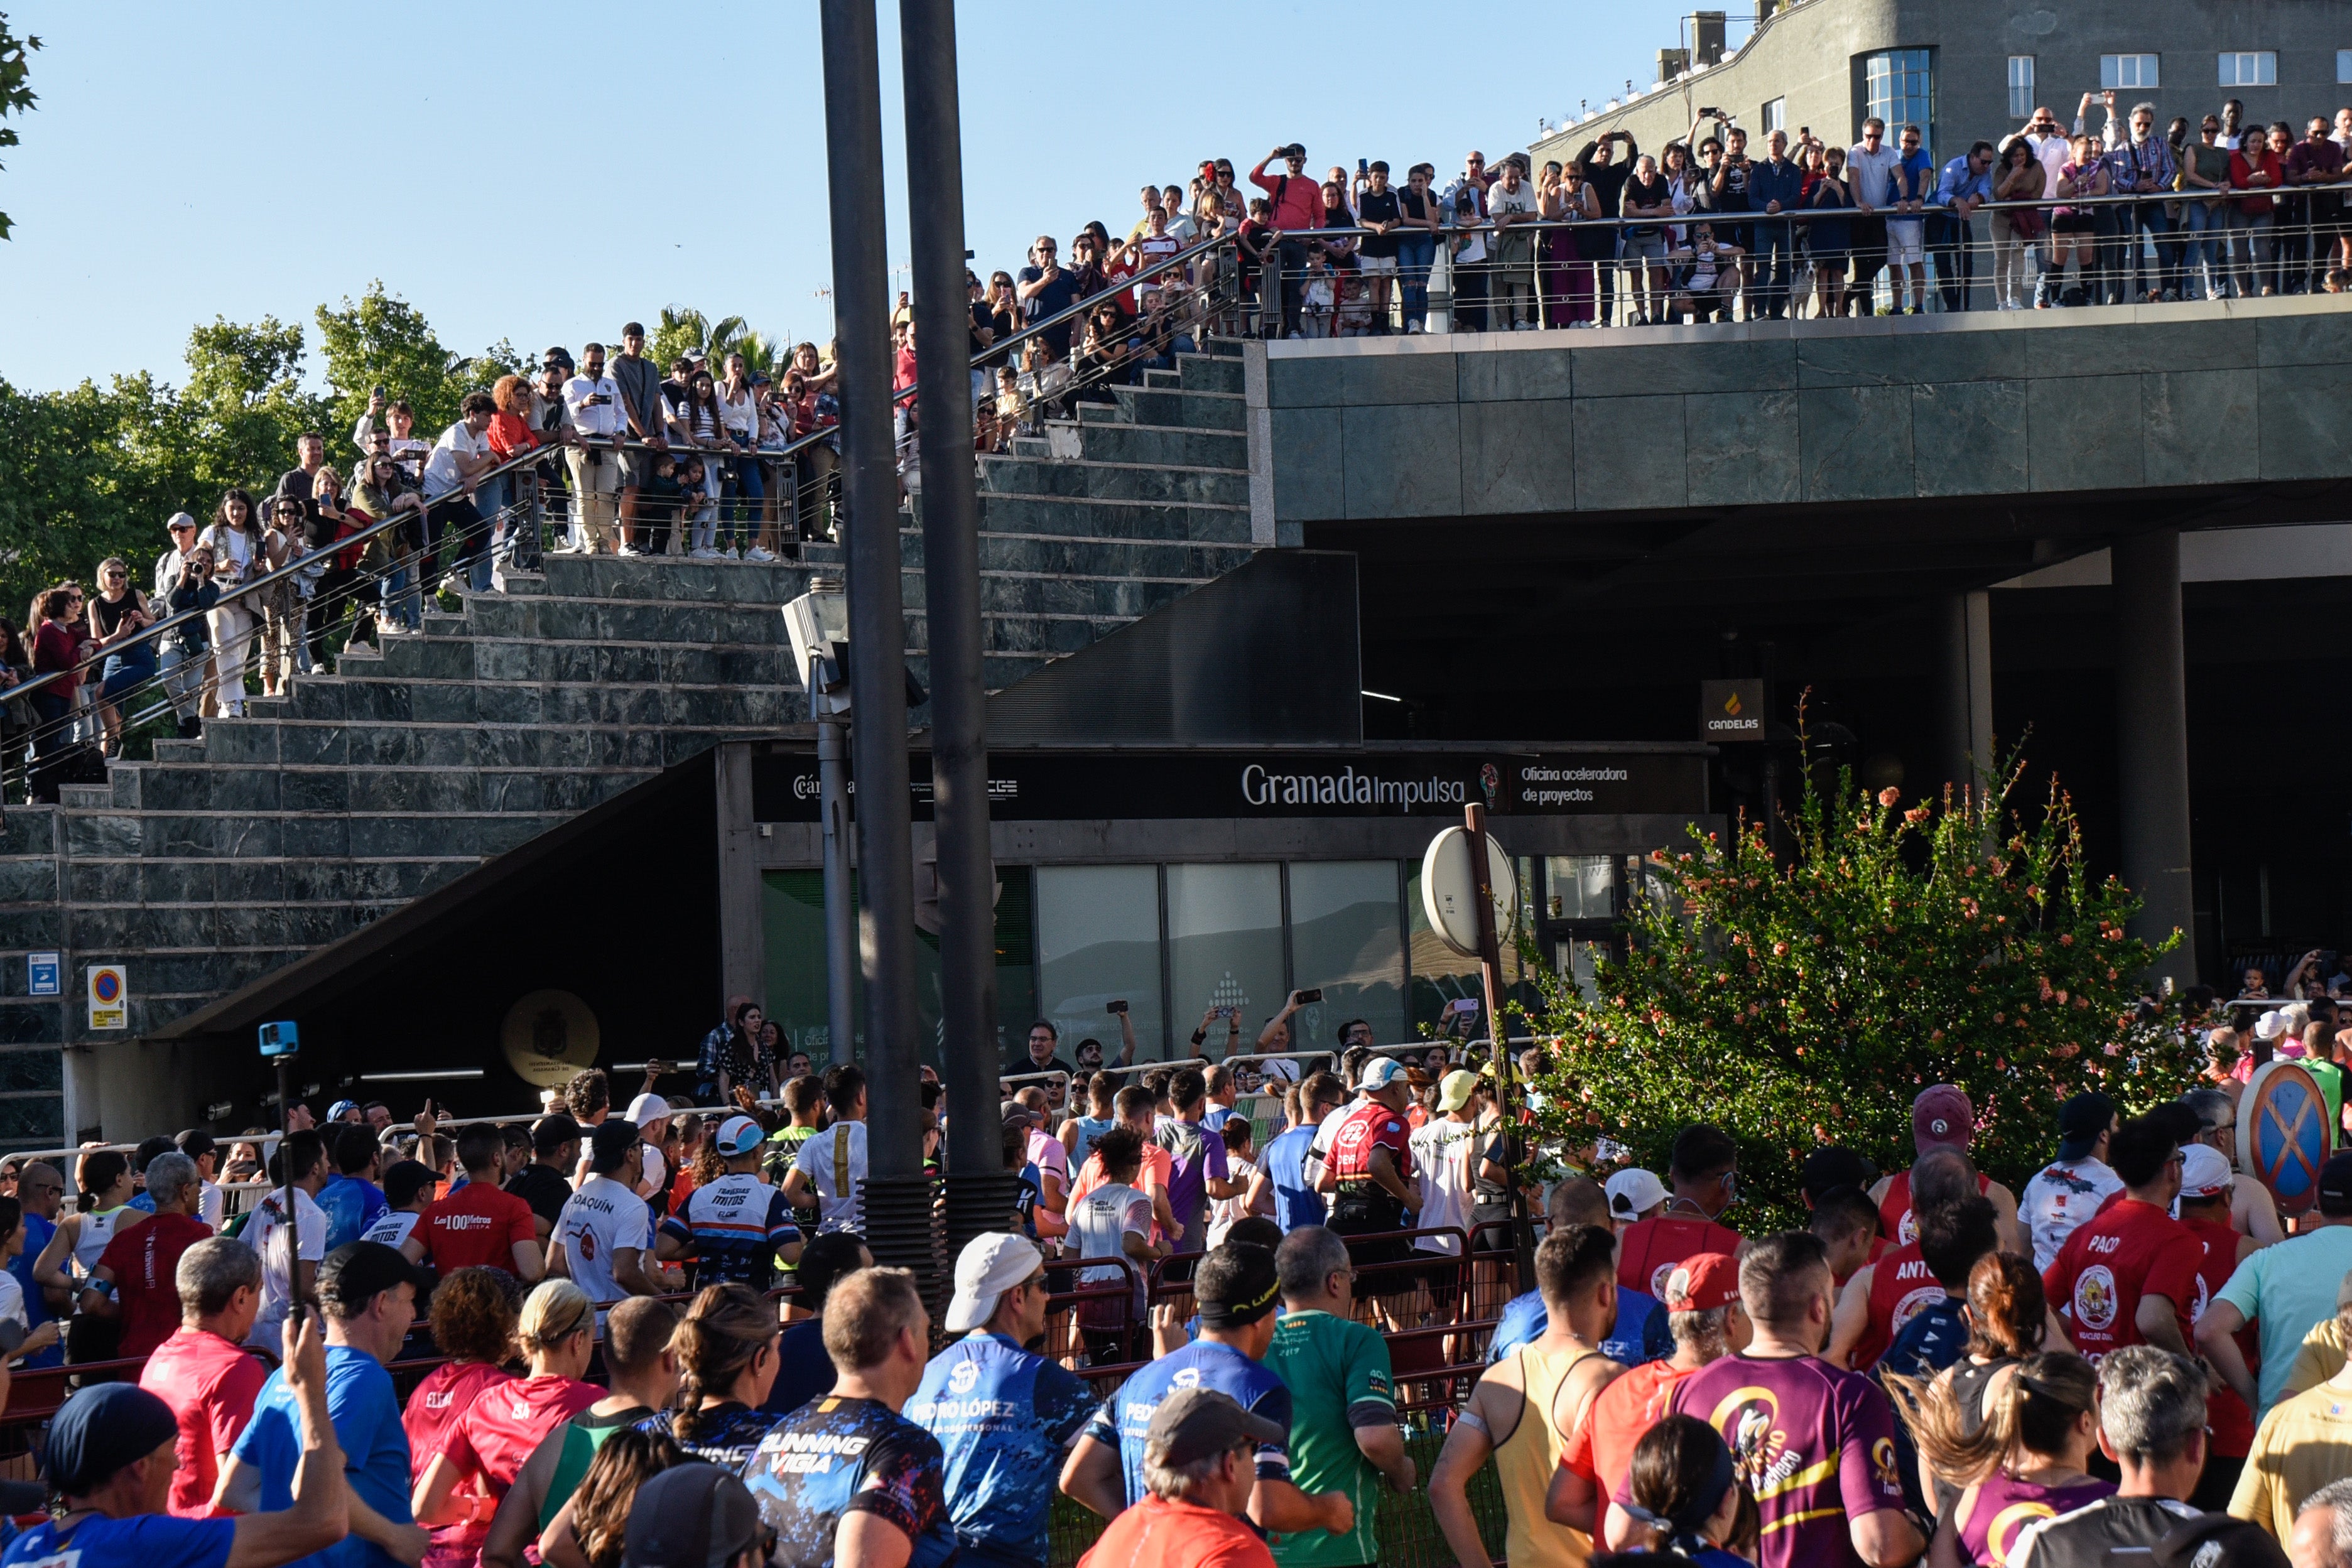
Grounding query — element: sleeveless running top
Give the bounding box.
[1497,1343,1603,1568]
[74,1206,131,1273]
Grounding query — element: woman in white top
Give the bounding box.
[198,489,266,716]
[31,1149,144,1362]
[715,355,774,562]
[666,369,729,558]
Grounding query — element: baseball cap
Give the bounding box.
[1360,1057,1409,1091]
[2321,1150,2352,1216]
[1145,1387,1286,1471]
[1913,1084,1975,1154]
[317,1240,427,1318]
[2177,1144,2233,1201]
[1801,1146,1879,1201]
[41,1383,177,1498]
[165,511,198,534]
[590,1118,642,1168]
[327,1100,359,1122]
[1436,1069,1480,1113]
[622,1463,768,1568]
[1662,1252,1740,1312]
[712,1115,764,1158]
[2057,1091,2117,1162]
[1606,1168,1667,1219]
[626,1091,671,1129]
[945,1232,1043,1333]
[2255,1009,2289,1042]
[1000,1100,1039,1132]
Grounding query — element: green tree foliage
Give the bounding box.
[178,316,332,496]
[1527,754,2196,1233]
[0,13,38,241]
[649,306,788,377]
[314,281,519,440]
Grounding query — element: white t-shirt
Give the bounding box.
[1206,1157,1257,1248]
[197,524,262,585]
[1846,142,1903,208]
[556,1174,656,1305]
[2021,1156,2125,1272]
[361,1210,420,1249]
[1410,1117,1483,1255]
[423,420,489,502]
[244,1186,328,1352]
[792,1120,869,1235]
[198,1180,225,1231]
[0,1269,25,1331]
[1071,1181,1152,1311]
[639,1141,668,1201]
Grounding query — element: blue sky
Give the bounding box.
[0,0,1735,394]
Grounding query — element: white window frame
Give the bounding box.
[2219,51,2276,87]
[2100,53,2160,90]
[1760,96,1786,134]
[2008,55,2035,119]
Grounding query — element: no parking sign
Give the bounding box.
[86,965,126,1031]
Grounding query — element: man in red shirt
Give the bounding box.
[138,1234,269,1517]
[2044,1112,2203,1362]
[1828,1145,1975,1371]
[1076,1388,1278,1568]
[1617,1124,1745,1299]
[1868,1084,2024,1254]
[404,1124,544,1280]
[1249,143,1324,338]
[85,1150,212,1358]
[1549,1250,1748,1533]
[2174,1142,2257,1510]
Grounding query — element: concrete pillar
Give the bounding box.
[2113,529,2199,987]
[1931,590,1995,795]
[713,743,764,1015]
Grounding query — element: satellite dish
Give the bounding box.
[1421,826,1516,959]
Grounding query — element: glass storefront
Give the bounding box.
[764,850,1656,1065]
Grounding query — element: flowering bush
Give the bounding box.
[1527,757,2194,1232]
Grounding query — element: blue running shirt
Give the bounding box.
[741,1393,956,1568]
[657,1172,801,1290]
[1083,1338,1293,1508]
[906,1331,1098,1568]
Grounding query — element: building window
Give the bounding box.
[1760,96,1786,134]
[2219,51,2276,86]
[2100,53,2160,90]
[2340,48,2352,83]
[2008,55,2035,119]
[1864,49,1934,153]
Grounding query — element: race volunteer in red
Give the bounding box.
[1617,1125,1745,1300]
[403,1125,544,1281]
[1869,1085,2022,1253]
[1317,1057,1421,1279]
[2041,1113,2202,1363]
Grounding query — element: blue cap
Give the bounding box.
[327,1100,359,1122]
[713,1115,764,1157]
[1360,1057,1407,1090]
[44,1383,178,1495]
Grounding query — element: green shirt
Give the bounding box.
[2304,1057,2345,1142]
[2217,1223,2352,1419]
[1264,1309,1395,1568]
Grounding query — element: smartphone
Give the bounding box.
[1296,988,1323,1005]
[371,384,387,401]
[1107,999,1129,1015]
[1358,158,1368,176]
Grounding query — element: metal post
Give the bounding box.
[820,0,927,1277]
[2114,528,2199,989]
[276,1054,296,1313]
[899,0,1012,1259]
[1931,589,1994,794]
[1463,803,1537,1293]
[818,715,857,1067]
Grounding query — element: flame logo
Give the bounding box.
[1723,692,1743,716]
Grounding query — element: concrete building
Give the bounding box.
[1529,0,2352,171]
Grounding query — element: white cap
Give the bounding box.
[626,1091,671,1128]
[2179,1144,2233,1200]
[1606,1167,1667,1219]
[945,1233,1043,1333]
[2254,1010,2289,1042]
[713,1114,764,1157]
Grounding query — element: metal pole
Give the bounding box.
[899,0,1012,1256]
[276,1054,296,1314]
[820,0,926,1274]
[1463,803,1537,1293]
[2114,529,2199,990]
[818,716,859,1067]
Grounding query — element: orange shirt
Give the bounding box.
[1076,1495,1274,1568]
[1561,1358,1698,1501]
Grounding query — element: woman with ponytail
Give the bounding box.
[636,1282,783,1465]
[1888,1351,2110,1567]
[414,1279,602,1562]
[1607,1414,1758,1567]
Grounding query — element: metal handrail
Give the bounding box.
[0,439,562,709]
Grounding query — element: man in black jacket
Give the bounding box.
[1574,131,1637,323]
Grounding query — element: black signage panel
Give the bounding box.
[752,749,1706,823]
[1699,679,1765,742]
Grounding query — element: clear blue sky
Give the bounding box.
[0,0,1735,394]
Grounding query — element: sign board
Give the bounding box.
[2242,1058,2331,1214]
[26,952,59,997]
[500,989,600,1088]
[1700,680,1765,742]
[753,747,1710,824]
[86,965,127,1031]
[1420,826,1517,959]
